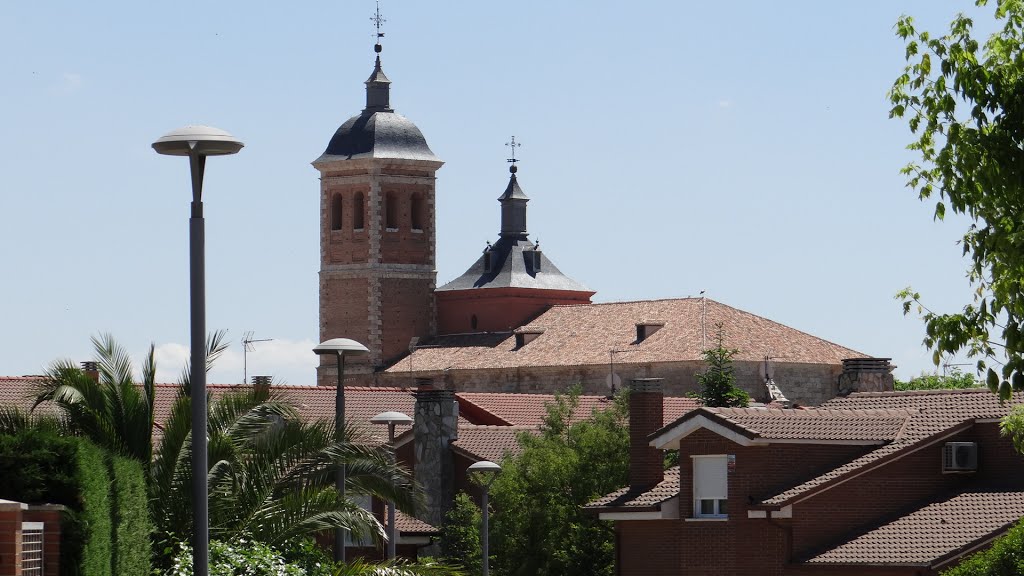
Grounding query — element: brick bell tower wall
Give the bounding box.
[316,159,441,386]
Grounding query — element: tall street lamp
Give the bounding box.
[313,337,369,563]
[468,460,502,576]
[152,125,243,576]
[370,411,413,559]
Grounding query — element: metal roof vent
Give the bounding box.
[514,327,545,348]
[635,321,665,343]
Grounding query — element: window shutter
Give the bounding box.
[693,456,728,500]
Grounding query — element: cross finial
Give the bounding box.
[506,136,521,172]
[371,1,386,42]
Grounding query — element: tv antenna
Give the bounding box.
[242,331,273,385]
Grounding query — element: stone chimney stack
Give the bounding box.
[629,378,664,490]
[838,358,895,395]
[81,361,99,383]
[413,379,458,526]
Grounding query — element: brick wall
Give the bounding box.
[0,504,22,576]
[629,379,664,490]
[23,506,61,576]
[380,278,435,365]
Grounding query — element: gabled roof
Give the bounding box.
[394,509,437,535]
[804,490,1024,567]
[757,388,1016,508]
[386,298,867,373]
[651,406,913,449]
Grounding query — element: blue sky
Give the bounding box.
[0,1,994,385]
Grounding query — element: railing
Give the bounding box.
[21,522,44,576]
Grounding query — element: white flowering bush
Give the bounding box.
[167,539,306,576]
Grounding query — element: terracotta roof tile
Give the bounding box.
[387,298,867,373]
[451,425,538,462]
[805,491,1024,566]
[760,389,1024,507]
[587,467,680,509]
[702,407,911,442]
[394,509,436,534]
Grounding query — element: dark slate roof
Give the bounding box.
[315,111,439,163]
[804,490,1024,567]
[435,235,592,292]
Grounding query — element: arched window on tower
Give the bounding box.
[411,193,425,231]
[385,192,398,230]
[331,194,343,231]
[353,192,365,230]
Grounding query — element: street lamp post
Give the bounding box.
[370,411,413,559]
[313,338,370,563]
[152,125,243,576]
[468,460,502,576]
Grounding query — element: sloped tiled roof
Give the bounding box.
[588,467,680,510]
[394,510,437,535]
[456,392,699,428]
[658,407,912,443]
[759,389,1024,507]
[804,491,1024,566]
[386,298,867,373]
[451,425,538,462]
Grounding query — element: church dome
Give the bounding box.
[318,110,439,162]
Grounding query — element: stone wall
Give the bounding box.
[413,387,458,527]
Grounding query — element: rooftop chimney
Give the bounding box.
[413,379,458,527]
[629,378,664,490]
[251,376,272,395]
[838,358,895,394]
[81,361,99,383]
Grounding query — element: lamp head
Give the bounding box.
[152,125,244,157]
[313,338,370,356]
[370,411,413,426]
[468,460,502,480]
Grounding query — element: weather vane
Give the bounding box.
[371,1,386,41]
[505,136,521,166]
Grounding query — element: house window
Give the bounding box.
[385,192,398,230]
[411,193,425,231]
[693,455,728,518]
[345,493,374,546]
[353,192,365,229]
[330,194,343,231]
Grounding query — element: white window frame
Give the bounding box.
[692,454,729,519]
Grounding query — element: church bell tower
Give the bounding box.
[312,36,443,385]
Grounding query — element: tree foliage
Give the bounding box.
[942,516,1024,575]
[696,325,750,407]
[890,0,1024,400]
[894,369,980,391]
[489,388,629,576]
[439,491,481,573]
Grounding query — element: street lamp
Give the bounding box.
[468,460,502,576]
[313,337,370,563]
[370,411,413,559]
[152,125,243,576]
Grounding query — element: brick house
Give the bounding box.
[588,382,1024,576]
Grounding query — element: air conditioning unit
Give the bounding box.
[943,442,978,472]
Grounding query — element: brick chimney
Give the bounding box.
[629,378,664,490]
[81,361,99,383]
[838,358,895,394]
[413,379,458,526]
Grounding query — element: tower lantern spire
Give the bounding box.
[499,136,529,238]
[365,1,392,111]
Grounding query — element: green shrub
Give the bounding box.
[111,456,151,576]
[943,516,1024,575]
[168,539,307,576]
[278,537,336,576]
[77,440,112,576]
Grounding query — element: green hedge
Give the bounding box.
[110,456,151,576]
[0,429,150,576]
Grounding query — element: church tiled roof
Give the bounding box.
[387,298,868,373]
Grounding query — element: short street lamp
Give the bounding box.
[313,338,369,563]
[468,460,502,576]
[370,411,413,559]
[152,125,242,576]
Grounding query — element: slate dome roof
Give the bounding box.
[318,110,439,162]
